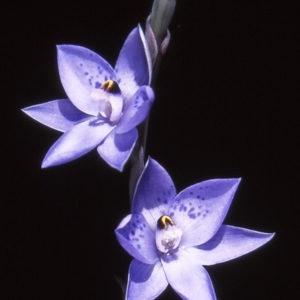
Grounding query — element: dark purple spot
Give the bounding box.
[189,192,193,195]
[188,213,196,219]
[84,72,89,75]
[188,207,195,213]
[137,244,141,249]
[131,231,135,236]
[197,195,200,199]
[95,82,101,88]
[170,212,174,217]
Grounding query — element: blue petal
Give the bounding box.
[170,179,241,247]
[132,158,177,231]
[22,99,91,132]
[42,118,114,168]
[97,128,137,171]
[193,225,275,265]
[161,248,216,300]
[115,26,152,103]
[57,45,116,116]
[115,214,158,264]
[115,86,154,134]
[126,259,168,300]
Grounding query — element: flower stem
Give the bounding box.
[129,0,176,202]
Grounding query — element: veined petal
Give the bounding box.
[170,179,241,247]
[191,225,275,265]
[161,248,216,300]
[132,158,177,232]
[126,259,168,300]
[42,118,114,168]
[22,99,91,132]
[115,26,152,103]
[115,86,154,134]
[115,214,158,264]
[57,45,116,116]
[97,128,137,171]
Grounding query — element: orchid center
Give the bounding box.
[156,215,182,254]
[90,80,123,122]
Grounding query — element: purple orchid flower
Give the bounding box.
[22,26,154,171]
[116,158,274,299]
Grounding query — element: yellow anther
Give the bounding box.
[157,215,174,229]
[101,80,119,93]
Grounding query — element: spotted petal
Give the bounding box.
[192,225,275,265]
[22,99,91,132]
[126,260,168,300]
[42,118,114,168]
[161,248,216,300]
[97,128,137,171]
[115,214,158,264]
[132,158,177,231]
[115,86,154,134]
[57,45,117,116]
[170,179,241,247]
[115,26,152,103]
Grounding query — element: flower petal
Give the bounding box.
[115,26,152,103]
[97,128,137,171]
[191,225,275,265]
[22,99,91,132]
[42,118,114,168]
[132,158,177,231]
[161,248,216,300]
[115,214,158,264]
[57,45,116,116]
[126,259,168,300]
[170,179,241,247]
[115,86,154,134]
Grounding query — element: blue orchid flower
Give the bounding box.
[22,26,154,171]
[116,158,274,299]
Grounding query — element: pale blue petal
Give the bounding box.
[191,225,275,265]
[97,128,137,171]
[126,259,168,300]
[115,214,159,264]
[132,158,177,231]
[161,248,216,300]
[57,45,116,116]
[115,86,154,134]
[115,26,152,103]
[170,179,241,247]
[42,118,114,168]
[22,99,91,132]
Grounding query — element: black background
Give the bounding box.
[2,0,298,299]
